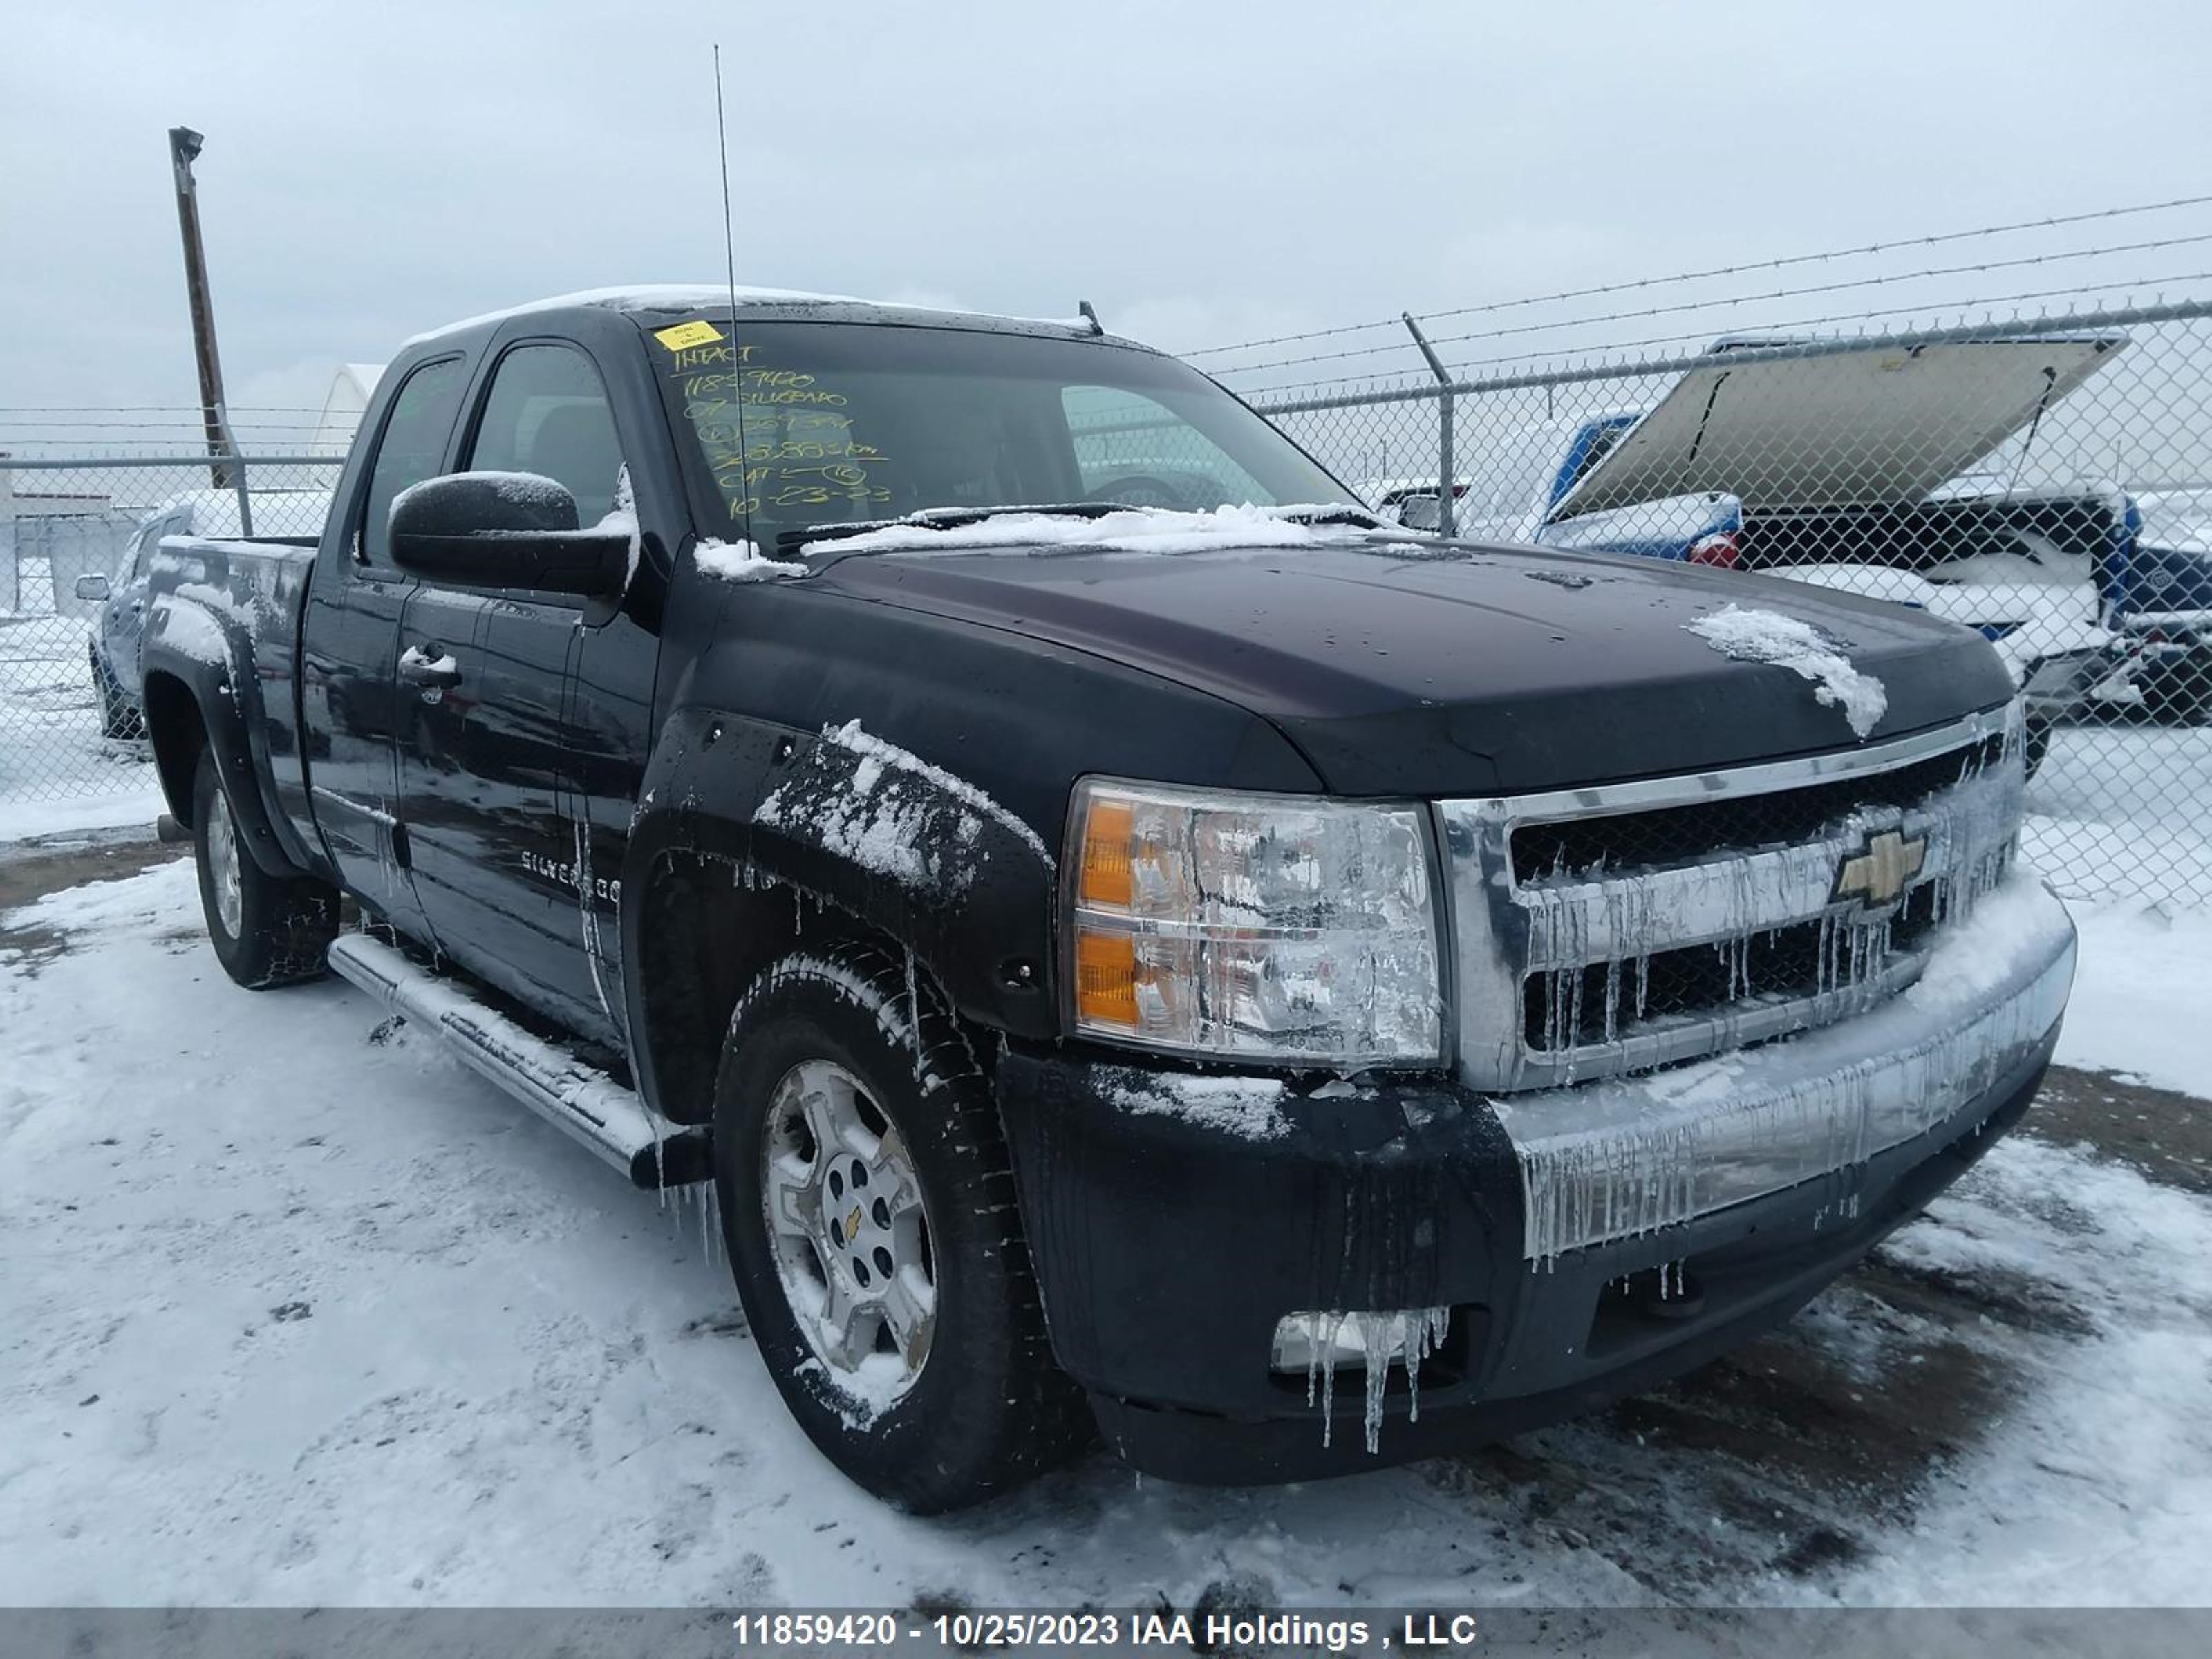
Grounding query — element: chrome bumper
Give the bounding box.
[1488,875,2075,1263]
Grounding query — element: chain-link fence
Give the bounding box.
[0,455,339,830]
[1202,299,2212,910]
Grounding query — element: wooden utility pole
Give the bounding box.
[167,126,234,491]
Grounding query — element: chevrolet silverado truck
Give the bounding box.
[137,287,2076,1512]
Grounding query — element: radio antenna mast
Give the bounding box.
[712,44,754,546]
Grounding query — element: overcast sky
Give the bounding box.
[4,0,2209,440]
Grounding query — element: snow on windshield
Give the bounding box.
[799,504,1380,559]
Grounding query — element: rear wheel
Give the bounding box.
[192,749,338,989]
[713,943,1089,1511]
[2023,716,2052,779]
[89,646,141,740]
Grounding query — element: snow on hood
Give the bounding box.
[801,504,1386,559]
[1685,603,1890,738]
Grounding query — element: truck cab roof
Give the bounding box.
[400,286,1128,351]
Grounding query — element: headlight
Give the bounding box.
[1063,778,1444,1067]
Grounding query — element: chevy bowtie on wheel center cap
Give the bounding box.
[762,1059,937,1400]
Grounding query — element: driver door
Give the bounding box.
[395,341,629,1036]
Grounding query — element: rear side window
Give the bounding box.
[464,344,627,527]
[359,359,465,569]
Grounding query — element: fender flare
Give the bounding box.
[619,706,1062,1063]
[139,599,304,881]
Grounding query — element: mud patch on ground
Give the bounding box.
[2026,1063,2212,1195]
[0,838,184,973]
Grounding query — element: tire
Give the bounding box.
[89,646,141,741]
[2023,715,2052,780]
[2141,655,2211,727]
[191,749,339,989]
[713,943,1089,1511]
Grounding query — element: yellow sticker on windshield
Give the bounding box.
[653,319,725,351]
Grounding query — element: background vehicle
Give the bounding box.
[1376,335,2137,768]
[2110,485,2212,723]
[73,488,331,738]
[135,289,2072,1511]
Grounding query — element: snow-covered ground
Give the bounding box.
[3,852,2208,1611]
[0,612,160,841]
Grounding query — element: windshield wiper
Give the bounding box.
[775,503,1129,556]
[1275,504,1390,530]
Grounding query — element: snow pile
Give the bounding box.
[2056,895,2212,1094]
[1904,870,2067,1018]
[694,538,807,584]
[1837,1136,2212,1606]
[1104,1069,1291,1141]
[800,503,1378,559]
[1685,603,1889,738]
[753,720,1048,892]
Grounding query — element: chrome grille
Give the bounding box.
[1441,704,2026,1093]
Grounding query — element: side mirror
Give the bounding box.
[75,574,113,602]
[388,472,630,598]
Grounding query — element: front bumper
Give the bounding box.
[996,879,2076,1484]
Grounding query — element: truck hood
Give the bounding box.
[813,537,2017,795]
[1553,333,2127,518]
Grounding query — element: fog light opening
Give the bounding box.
[1271,1306,1454,1455]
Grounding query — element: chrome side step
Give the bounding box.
[327,932,711,1189]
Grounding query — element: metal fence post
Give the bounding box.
[1403,312,1455,538]
[215,404,254,537]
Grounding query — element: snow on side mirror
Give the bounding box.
[74,574,112,602]
[388,471,629,599]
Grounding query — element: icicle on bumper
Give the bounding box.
[1277,1306,1454,1453]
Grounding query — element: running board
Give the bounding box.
[326,933,711,1190]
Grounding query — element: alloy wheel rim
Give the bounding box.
[205,787,244,937]
[760,1058,937,1403]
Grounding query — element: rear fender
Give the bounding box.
[139,598,299,880]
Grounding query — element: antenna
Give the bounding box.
[712,44,754,547]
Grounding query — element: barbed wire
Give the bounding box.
[1232,273,2212,403]
[1211,234,2212,379]
[1185,193,2212,360]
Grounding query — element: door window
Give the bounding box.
[358,358,465,569]
[465,345,628,526]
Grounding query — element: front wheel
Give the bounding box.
[192,749,338,988]
[713,943,1089,1511]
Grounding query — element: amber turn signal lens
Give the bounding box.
[1074,930,1138,1028]
[1080,797,1136,908]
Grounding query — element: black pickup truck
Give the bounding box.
[138,287,2077,1512]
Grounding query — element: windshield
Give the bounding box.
[650,318,1354,550]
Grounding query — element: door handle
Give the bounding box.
[399,645,462,689]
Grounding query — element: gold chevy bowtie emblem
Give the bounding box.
[847,1205,865,1241]
[1834,828,1927,910]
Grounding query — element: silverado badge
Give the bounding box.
[1834,828,1927,910]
